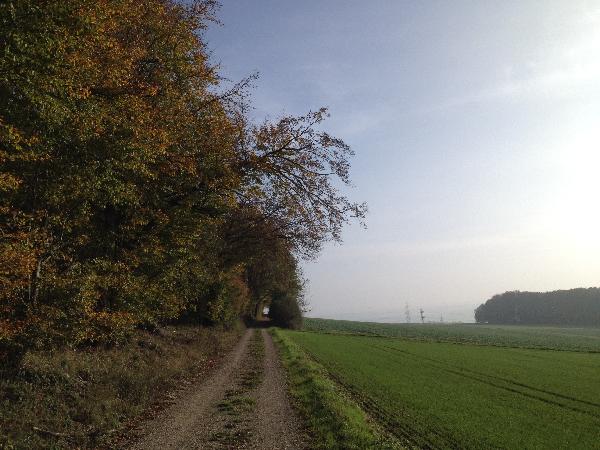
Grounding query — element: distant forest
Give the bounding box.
[475,288,600,325]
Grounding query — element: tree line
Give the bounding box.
[0,0,366,366]
[474,288,600,325]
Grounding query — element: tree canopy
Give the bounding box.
[0,0,365,364]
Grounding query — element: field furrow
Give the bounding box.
[372,342,600,417]
[282,328,600,450]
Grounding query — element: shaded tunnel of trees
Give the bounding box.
[475,288,600,326]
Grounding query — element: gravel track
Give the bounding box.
[128,328,307,449]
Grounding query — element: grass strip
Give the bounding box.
[271,328,404,450]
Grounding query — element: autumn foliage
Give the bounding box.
[0,0,365,365]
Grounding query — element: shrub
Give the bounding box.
[269,291,302,329]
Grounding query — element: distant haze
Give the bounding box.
[207,1,600,322]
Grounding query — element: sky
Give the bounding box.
[206,1,600,322]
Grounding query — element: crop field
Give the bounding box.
[303,317,600,352]
[281,329,600,449]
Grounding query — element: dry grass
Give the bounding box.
[0,324,242,449]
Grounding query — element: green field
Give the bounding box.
[304,317,600,352]
[281,327,600,449]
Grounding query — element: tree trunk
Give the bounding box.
[255,300,263,320]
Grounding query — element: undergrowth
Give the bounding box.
[0,324,242,449]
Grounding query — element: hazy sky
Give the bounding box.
[206,1,600,322]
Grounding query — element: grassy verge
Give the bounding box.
[271,328,403,450]
[0,324,242,449]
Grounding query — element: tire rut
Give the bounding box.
[247,329,308,449]
[129,329,254,450]
[128,328,307,449]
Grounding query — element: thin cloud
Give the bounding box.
[420,19,600,113]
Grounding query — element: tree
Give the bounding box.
[0,0,236,359]
[235,109,367,258]
[269,290,303,329]
[0,0,365,365]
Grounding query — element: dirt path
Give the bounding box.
[247,329,308,449]
[128,328,307,450]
